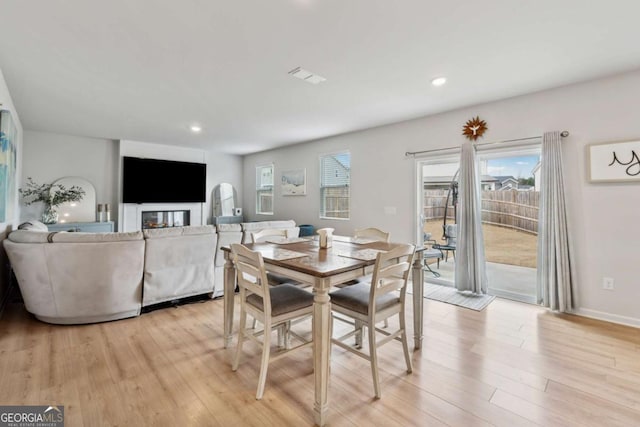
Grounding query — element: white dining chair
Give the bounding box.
[330,243,415,399]
[230,243,314,400]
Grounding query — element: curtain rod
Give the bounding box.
[405,131,570,157]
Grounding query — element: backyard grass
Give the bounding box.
[423,219,537,268]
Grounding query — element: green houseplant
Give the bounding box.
[19,177,86,224]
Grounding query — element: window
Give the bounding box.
[256,164,274,215]
[320,152,350,219]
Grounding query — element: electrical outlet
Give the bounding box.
[602,277,614,290]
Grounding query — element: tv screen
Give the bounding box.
[122,157,206,203]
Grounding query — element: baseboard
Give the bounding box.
[574,308,640,328]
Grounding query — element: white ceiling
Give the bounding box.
[1,1,640,155]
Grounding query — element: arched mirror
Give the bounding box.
[52,176,97,223]
[213,183,238,217]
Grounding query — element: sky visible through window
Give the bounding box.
[486,155,539,178]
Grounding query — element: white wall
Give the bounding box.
[21,131,118,222]
[243,69,640,327]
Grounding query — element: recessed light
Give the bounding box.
[190,125,202,133]
[431,77,447,87]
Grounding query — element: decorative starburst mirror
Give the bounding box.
[462,116,488,141]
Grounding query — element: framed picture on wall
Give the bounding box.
[281,169,306,196]
[0,109,18,223]
[588,140,640,183]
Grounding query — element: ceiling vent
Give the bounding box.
[288,67,326,85]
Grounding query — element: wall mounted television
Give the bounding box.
[122,156,206,203]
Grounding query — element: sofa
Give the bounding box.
[4,220,300,324]
[4,229,146,324]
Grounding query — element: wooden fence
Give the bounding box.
[322,187,350,219]
[423,189,539,234]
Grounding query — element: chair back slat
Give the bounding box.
[231,243,271,312]
[369,244,415,305]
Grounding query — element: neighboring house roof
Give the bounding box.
[493,175,518,184]
[322,155,350,187]
[531,161,541,175]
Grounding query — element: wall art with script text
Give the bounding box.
[588,140,640,183]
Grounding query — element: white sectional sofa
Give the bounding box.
[4,220,300,324]
[4,229,146,324]
[142,225,217,306]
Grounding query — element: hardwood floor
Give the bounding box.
[1,295,639,426]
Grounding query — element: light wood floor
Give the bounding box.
[1,294,639,426]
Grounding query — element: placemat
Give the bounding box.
[338,248,383,261]
[270,249,309,261]
[265,237,309,245]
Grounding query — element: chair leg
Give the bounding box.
[256,319,272,400]
[232,308,248,371]
[354,320,363,349]
[368,321,381,399]
[399,313,413,374]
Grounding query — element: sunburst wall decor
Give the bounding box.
[462,116,488,141]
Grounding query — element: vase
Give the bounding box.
[42,205,58,224]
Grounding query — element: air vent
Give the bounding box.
[288,67,326,85]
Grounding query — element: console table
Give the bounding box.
[47,221,114,233]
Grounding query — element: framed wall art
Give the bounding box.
[0,109,18,223]
[588,140,640,183]
[281,169,306,196]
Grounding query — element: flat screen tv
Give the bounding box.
[122,156,206,203]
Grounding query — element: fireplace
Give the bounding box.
[120,202,204,232]
[142,210,190,230]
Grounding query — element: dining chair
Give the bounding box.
[250,229,302,286]
[230,243,314,400]
[354,227,390,243]
[250,228,288,243]
[330,243,415,399]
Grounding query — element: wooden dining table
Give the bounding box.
[222,236,426,426]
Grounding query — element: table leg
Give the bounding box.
[313,279,331,426]
[411,251,424,350]
[223,253,236,349]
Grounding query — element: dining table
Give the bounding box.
[222,236,427,426]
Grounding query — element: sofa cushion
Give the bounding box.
[52,231,143,243]
[8,230,51,243]
[216,223,242,232]
[143,225,215,239]
[9,230,144,244]
[18,220,48,231]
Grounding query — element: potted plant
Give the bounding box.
[19,177,86,224]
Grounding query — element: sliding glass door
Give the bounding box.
[416,143,541,303]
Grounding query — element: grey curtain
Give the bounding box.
[537,131,575,311]
[454,142,488,293]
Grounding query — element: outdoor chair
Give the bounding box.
[423,232,444,277]
[434,223,456,261]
